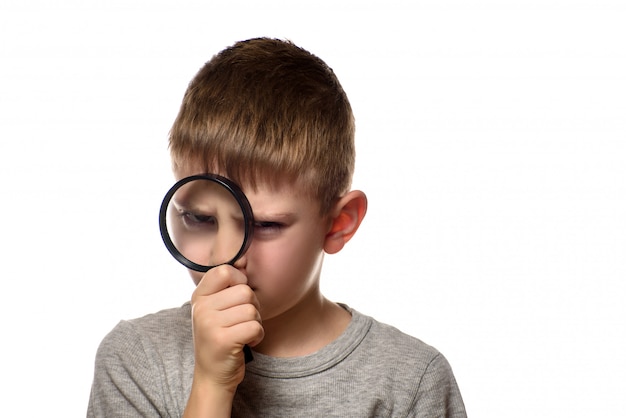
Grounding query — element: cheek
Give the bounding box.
[254,232,325,286]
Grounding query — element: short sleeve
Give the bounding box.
[409,352,467,418]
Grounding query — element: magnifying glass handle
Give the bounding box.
[244,345,254,363]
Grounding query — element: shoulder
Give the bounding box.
[349,308,467,416]
[349,308,441,369]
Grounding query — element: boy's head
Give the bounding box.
[169,37,355,215]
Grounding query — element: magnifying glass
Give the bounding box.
[159,173,255,362]
[159,174,254,272]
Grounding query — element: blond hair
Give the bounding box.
[169,38,355,214]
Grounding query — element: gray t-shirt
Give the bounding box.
[88,303,466,417]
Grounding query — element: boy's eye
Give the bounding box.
[254,221,283,233]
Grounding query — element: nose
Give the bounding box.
[209,225,244,266]
[232,251,247,270]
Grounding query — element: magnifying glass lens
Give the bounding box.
[160,175,253,272]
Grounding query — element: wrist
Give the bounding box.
[183,377,236,418]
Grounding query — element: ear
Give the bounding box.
[324,190,367,255]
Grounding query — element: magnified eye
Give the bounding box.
[180,211,217,230]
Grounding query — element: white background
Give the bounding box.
[1,1,625,416]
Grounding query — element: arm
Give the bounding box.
[183,264,264,418]
[183,380,234,418]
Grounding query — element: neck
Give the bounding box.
[254,291,351,358]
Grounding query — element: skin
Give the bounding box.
[177,165,368,418]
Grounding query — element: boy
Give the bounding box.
[88,37,466,417]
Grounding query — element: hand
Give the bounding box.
[189,264,264,393]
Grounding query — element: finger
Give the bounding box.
[224,318,265,348]
[216,303,262,328]
[195,283,259,313]
[193,264,247,297]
